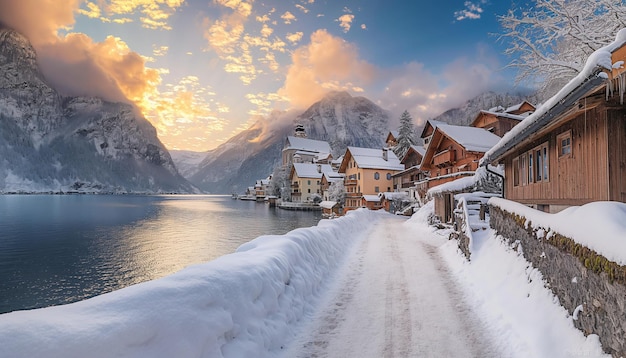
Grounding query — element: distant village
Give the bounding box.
[236,101,536,220]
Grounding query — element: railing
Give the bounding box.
[345,192,361,198]
[344,179,358,186]
[433,150,455,167]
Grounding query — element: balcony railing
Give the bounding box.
[433,150,455,167]
[344,179,358,186]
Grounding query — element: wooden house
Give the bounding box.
[419,123,501,189]
[482,36,626,213]
[321,171,345,201]
[392,145,426,201]
[470,101,535,137]
[339,147,405,212]
[361,195,383,210]
[385,130,399,148]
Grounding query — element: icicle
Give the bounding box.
[617,73,626,105]
[606,77,613,101]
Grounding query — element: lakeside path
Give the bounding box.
[281,215,504,358]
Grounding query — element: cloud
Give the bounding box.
[454,1,486,21]
[278,29,376,108]
[213,0,253,18]
[281,11,296,24]
[377,50,503,127]
[295,4,309,13]
[76,0,185,30]
[286,32,303,44]
[361,24,367,30]
[337,14,355,33]
[153,45,169,57]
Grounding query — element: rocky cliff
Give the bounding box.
[0,27,194,193]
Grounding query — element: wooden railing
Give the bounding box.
[433,150,455,167]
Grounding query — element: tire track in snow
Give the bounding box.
[283,215,503,358]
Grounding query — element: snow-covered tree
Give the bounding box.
[499,0,626,98]
[327,180,346,205]
[393,110,416,159]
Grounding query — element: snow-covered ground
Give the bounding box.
[0,204,610,357]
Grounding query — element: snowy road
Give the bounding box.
[282,215,502,358]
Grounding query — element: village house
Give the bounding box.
[254,176,271,202]
[392,144,426,201]
[470,101,535,137]
[418,123,501,190]
[482,37,626,213]
[289,163,333,203]
[339,147,404,212]
[385,130,399,148]
[282,136,332,167]
[321,171,345,202]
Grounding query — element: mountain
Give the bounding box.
[169,150,208,178]
[187,91,391,193]
[0,27,195,193]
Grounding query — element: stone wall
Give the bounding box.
[489,205,626,357]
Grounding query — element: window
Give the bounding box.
[374,172,380,180]
[517,142,549,185]
[386,173,392,180]
[375,186,379,193]
[528,152,533,184]
[558,131,572,158]
[307,180,311,185]
[358,173,361,180]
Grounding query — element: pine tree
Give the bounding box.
[394,110,416,159]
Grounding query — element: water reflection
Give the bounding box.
[0,195,321,314]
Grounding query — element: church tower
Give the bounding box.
[294,124,307,138]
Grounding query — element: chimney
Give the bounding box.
[317,164,322,173]
[382,148,388,161]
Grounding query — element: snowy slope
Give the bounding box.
[0,27,194,193]
[169,150,209,178]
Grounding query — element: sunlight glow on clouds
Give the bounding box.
[281,11,297,24]
[337,14,355,33]
[279,29,376,108]
[78,0,186,30]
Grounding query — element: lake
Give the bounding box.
[0,195,322,314]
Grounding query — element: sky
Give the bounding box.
[0,0,528,151]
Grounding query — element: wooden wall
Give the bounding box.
[607,108,626,202]
[503,105,617,206]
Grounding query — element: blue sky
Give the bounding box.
[0,0,530,151]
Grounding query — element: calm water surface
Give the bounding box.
[0,195,321,314]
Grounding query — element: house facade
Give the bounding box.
[483,44,626,213]
[339,147,404,212]
[470,101,535,137]
[282,136,332,167]
[419,123,501,190]
[289,163,333,202]
[392,145,426,200]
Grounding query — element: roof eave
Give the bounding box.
[484,70,606,165]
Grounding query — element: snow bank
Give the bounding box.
[405,204,608,357]
[0,209,382,358]
[489,198,626,266]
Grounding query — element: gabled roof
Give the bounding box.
[340,147,404,172]
[291,163,334,179]
[386,130,399,142]
[419,119,445,139]
[363,195,381,202]
[283,136,331,154]
[321,171,345,182]
[505,100,535,114]
[435,124,501,153]
[483,29,626,165]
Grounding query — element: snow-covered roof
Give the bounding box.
[363,195,381,202]
[488,105,505,113]
[379,191,409,200]
[284,136,331,154]
[409,145,425,157]
[292,163,333,179]
[319,201,339,209]
[294,150,318,156]
[322,171,345,182]
[478,110,526,121]
[347,147,404,171]
[436,124,501,153]
[483,29,626,165]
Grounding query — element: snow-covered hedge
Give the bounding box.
[0,209,382,358]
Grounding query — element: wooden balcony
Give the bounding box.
[345,192,362,198]
[433,150,455,167]
[291,182,299,188]
[344,179,358,186]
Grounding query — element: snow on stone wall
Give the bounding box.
[0,209,382,358]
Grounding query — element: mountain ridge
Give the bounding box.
[0,27,195,193]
